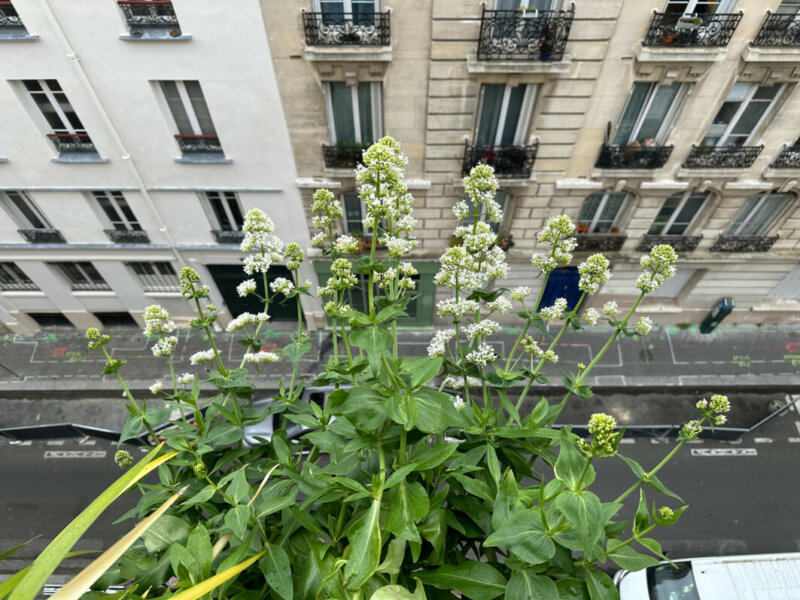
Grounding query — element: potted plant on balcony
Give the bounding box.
[334,141,355,168]
[660,24,678,44]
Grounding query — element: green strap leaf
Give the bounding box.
[259,543,293,600]
[506,570,558,600]
[416,561,506,600]
[606,544,660,572]
[585,568,619,600]
[386,481,429,543]
[343,497,382,591]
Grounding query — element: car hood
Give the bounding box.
[692,555,800,600]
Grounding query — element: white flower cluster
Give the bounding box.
[151,336,178,358]
[637,244,678,294]
[383,235,418,259]
[578,254,612,294]
[452,395,466,411]
[437,298,480,320]
[177,373,195,386]
[226,311,270,333]
[434,244,508,291]
[465,319,500,343]
[510,287,530,302]
[531,215,578,275]
[356,138,414,234]
[466,343,498,367]
[311,188,343,230]
[334,235,360,255]
[319,258,358,296]
[442,375,483,390]
[427,329,456,358]
[237,279,257,298]
[520,336,558,363]
[462,165,500,223]
[486,296,512,314]
[603,301,619,316]
[240,209,285,274]
[452,200,470,220]
[190,349,216,365]
[285,242,304,270]
[635,316,653,336]
[540,298,568,322]
[149,381,163,395]
[143,305,175,337]
[243,351,280,366]
[270,277,295,296]
[584,308,600,326]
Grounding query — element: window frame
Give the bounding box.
[612,82,690,146]
[323,81,383,145]
[723,192,794,237]
[127,261,180,293]
[663,0,737,14]
[314,0,379,12]
[578,191,630,234]
[1,190,51,229]
[22,79,87,136]
[474,83,537,147]
[648,190,708,236]
[703,83,785,148]
[91,191,142,232]
[341,190,367,235]
[159,80,217,137]
[0,262,37,291]
[51,261,110,291]
[201,191,245,232]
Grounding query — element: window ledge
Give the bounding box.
[762,166,800,179]
[144,291,183,297]
[1,290,45,296]
[742,44,800,63]
[635,43,727,63]
[675,167,749,179]
[175,154,232,164]
[0,157,7,163]
[72,291,116,297]
[303,45,392,62]
[457,176,537,187]
[466,55,571,74]
[119,31,191,41]
[555,178,604,191]
[722,179,774,191]
[52,154,108,164]
[0,32,38,41]
[588,167,667,179]
[296,177,343,189]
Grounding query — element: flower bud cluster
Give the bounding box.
[114,450,133,469]
[270,277,295,297]
[578,254,611,294]
[226,311,270,333]
[243,351,280,366]
[86,327,111,350]
[486,296,511,314]
[143,305,175,337]
[635,316,653,336]
[452,395,466,411]
[437,298,480,320]
[334,235,360,255]
[442,375,483,390]
[177,373,195,386]
[531,215,578,275]
[190,349,216,365]
[466,343,498,367]
[578,413,619,458]
[311,189,343,230]
[179,267,209,299]
[695,393,731,426]
[237,279,257,298]
[427,328,456,359]
[637,244,677,294]
[465,319,500,343]
[510,287,530,302]
[540,298,567,321]
[240,209,285,276]
[583,308,599,326]
[284,242,304,270]
[319,259,358,296]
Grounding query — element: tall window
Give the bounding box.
[494,0,556,10]
[475,84,537,147]
[160,81,223,155]
[461,190,510,233]
[128,261,179,292]
[342,191,365,234]
[663,0,737,15]
[776,0,800,14]
[92,191,142,231]
[648,191,707,235]
[612,83,688,146]
[723,193,793,236]
[203,191,244,231]
[318,0,376,24]
[578,191,629,233]
[51,262,110,291]
[0,263,38,291]
[325,82,382,145]
[0,1,30,38]
[1,191,50,230]
[702,83,784,148]
[22,80,97,156]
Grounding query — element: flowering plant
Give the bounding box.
[7,138,730,600]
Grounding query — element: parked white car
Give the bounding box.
[242,386,338,446]
[614,552,800,600]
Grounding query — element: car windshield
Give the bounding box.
[646,563,701,600]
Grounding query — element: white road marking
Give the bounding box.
[46,440,64,446]
[691,448,757,457]
[44,450,107,459]
[794,421,800,436]
[78,437,96,446]
[686,439,704,444]
[619,438,635,444]
[754,437,773,443]
[789,438,800,443]
[9,440,31,446]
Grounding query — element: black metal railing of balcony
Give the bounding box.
[575,234,626,253]
[211,229,244,244]
[175,134,223,154]
[683,145,763,168]
[18,229,66,244]
[642,11,742,47]
[595,144,673,170]
[70,281,112,292]
[477,4,574,62]
[462,142,538,179]
[753,11,800,47]
[303,11,390,46]
[770,144,800,168]
[710,235,779,253]
[0,1,24,28]
[637,234,703,253]
[117,0,179,30]
[0,280,38,291]
[47,133,97,154]
[323,143,369,169]
[104,229,150,244]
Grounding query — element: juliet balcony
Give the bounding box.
[323,143,368,169]
[211,230,245,245]
[18,229,66,244]
[104,229,150,244]
[0,1,31,39]
[595,144,673,170]
[462,142,538,179]
[753,11,800,47]
[575,233,626,253]
[770,144,800,169]
[303,11,390,46]
[476,5,574,62]
[47,133,102,162]
[117,0,182,38]
[637,234,703,253]
[682,145,763,169]
[642,11,742,48]
[710,235,778,253]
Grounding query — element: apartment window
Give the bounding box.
[723,193,793,236]
[494,0,556,10]
[92,191,142,231]
[702,83,784,148]
[461,190,509,233]
[612,83,688,146]
[0,263,38,291]
[128,261,179,292]
[52,262,110,291]
[475,84,537,147]
[650,268,698,299]
[318,0,376,23]
[203,191,244,231]
[1,191,66,243]
[648,191,707,235]
[663,0,737,15]
[776,0,800,14]
[342,191,366,234]
[325,82,382,145]
[94,312,138,327]
[22,80,99,158]
[117,0,181,39]
[27,313,74,328]
[0,1,31,39]
[578,191,629,233]
[160,81,223,157]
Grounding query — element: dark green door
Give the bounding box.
[206,264,295,321]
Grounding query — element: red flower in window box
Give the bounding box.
[576,222,590,234]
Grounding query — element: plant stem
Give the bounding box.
[615,436,688,504]
[193,295,225,372]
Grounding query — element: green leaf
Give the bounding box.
[343,497,382,591]
[484,507,555,565]
[646,473,684,502]
[633,489,649,537]
[204,421,243,446]
[386,481,429,542]
[0,537,40,562]
[413,387,466,434]
[530,398,549,426]
[485,444,501,487]
[376,538,406,576]
[618,454,645,479]
[259,543,293,600]
[606,544,660,572]
[255,494,297,519]
[143,407,173,426]
[409,442,458,471]
[350,326,392,375]
[374,304,409,324]
[388,391,419,431]
[223,505,250,540]
[418,509,447,563]
[416,561,506,600]
[585,568,618,600]
[492,470,519,530]
[554,432,594,491]
[283,338,312,370]
[186,524,212,580]
[506,571,558,600]
[637,537,668,561]
[403,357,442,389]
[451,473,493,502]
[119,416,143,445]
[554,491,604,556]
[384,463,418,490]
[555,578,590,600]
[227,469,250,505]
[370,579,425,600]
[142,515,190,554]
[340,387,388,432]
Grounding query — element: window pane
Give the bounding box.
[185,81,216,135]
[637,83,681,143]
[207,192,231,230]
[595,193,625,232]
[476,85,505,146]
[666,193,705,235]
[352,0,375,24]
[776,0,800,14]
[343,192,363,233]
[727,102,770,140]
[495,0,520,10]
[8,192,47,229]
[357,82,373,143]
[227,193,245,229]
[612,83,651,146]
[579,193,602,225]
[738,194,789,235]
[648,194,682,235]
[95,193,125,229]
[161,81,193,135]
[500,85,526,146]
[330,82,356,143]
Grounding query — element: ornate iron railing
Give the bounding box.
[175,134,223,154]
[0,1,24,29]
[683,145,763,168]
[70,281,112,292]
[303,11,390,46]
[323,143,369,169]
[575,234,626,252]
[0,280,38,291]
[753,11,800,46]
[18,229,66,243]
[637,234,702,253]
[595,144,673,169]
[770,144,800,168]
[710,235,778,252]
[104,229,150,244]
[462,142,538,179]
[477,5,574,61]
[117,0,179,32]
[47,133,97,154]
[642,11,742,47]
[211,229,244,244]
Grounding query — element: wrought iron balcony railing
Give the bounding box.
[0,280,38,292]
[642,11,742,47]
[477,5,574,62]
[174,134,223,154]
[18,229,66,243]
[70,281,112,292]
[303,11,390,46]
[104,229,150,244]
[462,142,538,179]
[770,144,800,168]
[211,229,245,244]
[575,233,626,253]
[595,143,673,169]
[637,234,703,253]
[117,0,179,32]
[710,235,779,252]
[753,11,800,47]
[323,143,369,169]
[0,1,24,29]
[683,145,763,169]
[46,133,97,155]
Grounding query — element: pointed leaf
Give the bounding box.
[164,549,266,600]
[416,561,506,600]
[409,442,458,471]
[224,505,251,540]
[343,497,382,591]
[506,571,558,600]
[633,489,649,537]
[259,543,293,600]
[585,568,618,600]
[554,491,604,556]
[606,545,660,571]
[484,508,555,564]
[386,482,429,542]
